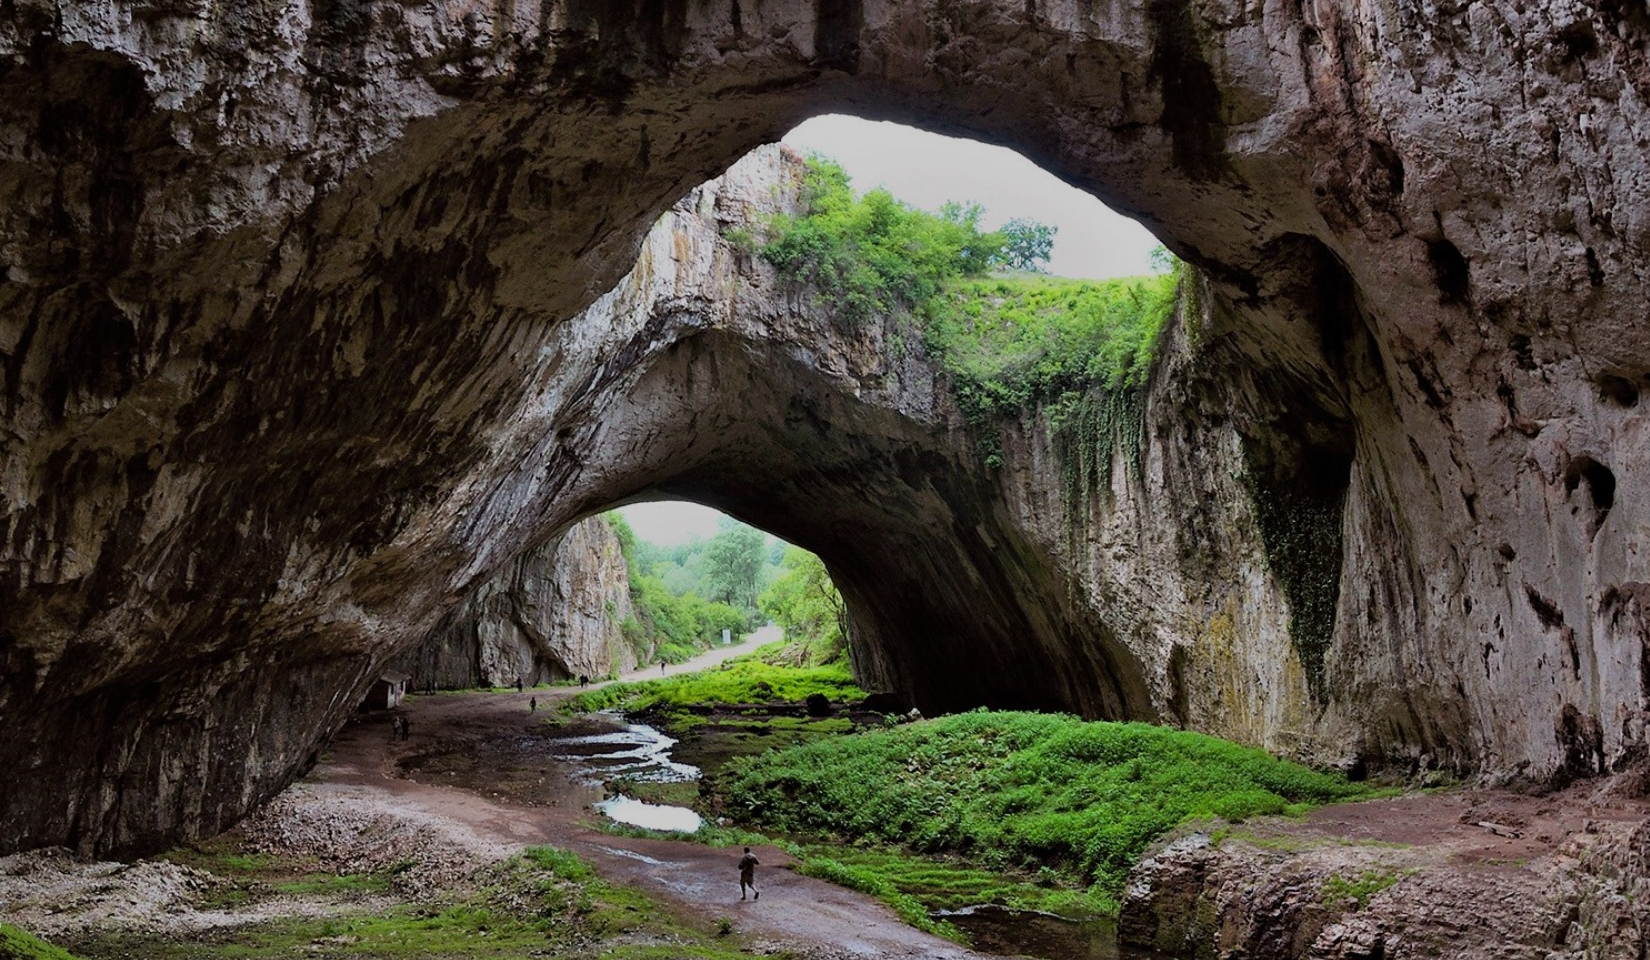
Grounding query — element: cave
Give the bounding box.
[2,1,1648,863]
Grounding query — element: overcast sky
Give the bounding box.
[780,114,1160,279]
[619,116,1160,545]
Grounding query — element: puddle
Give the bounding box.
[596,846,665,865]
[549,712,701,785]
[935,905,1162,960]
[593,795,704,833]
[544,711,703,833]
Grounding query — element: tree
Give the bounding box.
[702,521,767,611]
[758,546,849,664]
[995,218,1057,272]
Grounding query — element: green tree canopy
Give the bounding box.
[702,520,767,611]
[760,157,1055,323]
[759,546,848,664]
[996,217,1057,272]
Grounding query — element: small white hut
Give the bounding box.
[362,672,411,711]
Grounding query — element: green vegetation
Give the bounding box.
[700,522,767,611]
[719,710,1372,910]
[756,155,1181,478]
[792,856,963,940]
[1239,452,1347,701]
[923,273,1175,419]
[791,843,1105,923]
[760,158,1007,323]
[561,658,864,732]
[159,841,410,908]
[69,847,769,960]
[607,513,752,666]
[757,546,848,665]
[594,823,1096,938]
[1,923,85,960]
[1321,867,1410,910]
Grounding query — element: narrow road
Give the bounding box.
[311,632,994,960]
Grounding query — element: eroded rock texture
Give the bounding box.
[1119,798,1650,959]
[390,517,638,689]
[1,0,1647,856]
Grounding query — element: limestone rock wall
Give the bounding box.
[390,517,638,690]
[1,0,1648,856]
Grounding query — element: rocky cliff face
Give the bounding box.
[390,517,638,690]
[1,0,1647,857]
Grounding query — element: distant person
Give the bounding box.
[660,659,667,674]
[516,676,524,692]
[390,716,401,742]
[529,696,537,712]
[579,674,589,688]
[400,716,410,741]
[738,847,760,900]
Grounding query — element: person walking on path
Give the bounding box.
[529,696,537,712]
[738,847,760,901]
[660,659,667,674]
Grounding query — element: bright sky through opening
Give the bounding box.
[620,117,1161,545]
[781,115,1160,279]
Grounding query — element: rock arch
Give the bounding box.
[2,0,1647,855]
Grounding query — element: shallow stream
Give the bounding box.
[547,711,705,832]
[541,709,1167,960]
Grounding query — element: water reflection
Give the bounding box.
[548,711,701,784]
[547,710,702,833]
[594,794,704,833]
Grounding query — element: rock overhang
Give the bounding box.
[1,0,1647,855]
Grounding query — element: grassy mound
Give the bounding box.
[720,710,1371,907]
[1,923,84,960]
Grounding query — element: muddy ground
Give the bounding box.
[3,638,1646,959]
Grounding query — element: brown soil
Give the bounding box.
[303,642,996,960]
[1298,767,1650,862]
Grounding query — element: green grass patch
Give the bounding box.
[560,659,865,729]
[793,856,963,940]
[162,840,413,905]
[719,710,1374,907]
[68,846,774,960]
[795,843,1106,919]
[1321,867,1411,909]
[1,923,86,960]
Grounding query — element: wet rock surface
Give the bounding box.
[1,0,1648,869]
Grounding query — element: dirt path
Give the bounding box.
[309,633,995,960]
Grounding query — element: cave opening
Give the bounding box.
[395,115,1175,727]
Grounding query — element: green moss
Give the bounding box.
[1240,451,1347,699]
[1,923,86,960]
[1321,867,1411,909]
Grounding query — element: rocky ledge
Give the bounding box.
[1120,770,1650,959]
